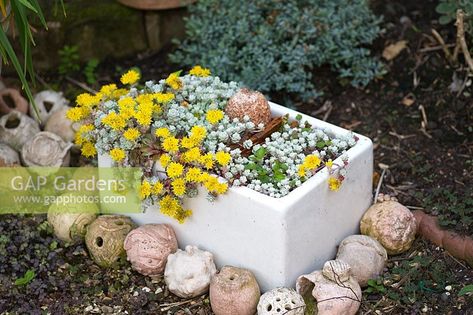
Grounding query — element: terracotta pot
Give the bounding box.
[116,0,195,10]
[413,210,473,267]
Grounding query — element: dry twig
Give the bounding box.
[456,9,473,73]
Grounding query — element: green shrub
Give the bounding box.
[171,0,384,100]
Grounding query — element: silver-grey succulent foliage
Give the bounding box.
[171,0,385,100]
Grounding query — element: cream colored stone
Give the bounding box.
[257,287,305,315]
[44,107,77,143]
[21,131,72,167]
[210,266,260,315]
[124,224,178,276]
[336,235,387,287]
[296,260,361,315]
[0,111,40,150]
[164,245,217,298]
[85,215,135,267]
[0,143,20,166]
[47,203,98,243]
[29,90,69,124]
[360,201,417,255]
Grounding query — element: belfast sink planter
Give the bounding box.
[98,102,373,291]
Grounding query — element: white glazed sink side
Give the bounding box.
[98,102,373,291]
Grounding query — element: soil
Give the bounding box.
[0,0,472,314]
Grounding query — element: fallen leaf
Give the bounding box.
[401,93,415,107]
[382,40,408,61]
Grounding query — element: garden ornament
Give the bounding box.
[29,90,69,125]
[21,131,72,167]
[0,88,28,115]
[124,224,178,276]
[0,143,20,166]
[47,205,98,243]
[164,245,217,298]
[360,200,417,255]
[226,88,271,126]
[210,265,260,315]
[85,215,135,268]
[257,287,305,315]
[0,110,40,150]
[45,107,76,143]
[336,234,387,287]
[296,260,361,315]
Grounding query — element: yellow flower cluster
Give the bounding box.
[297,154,321,177]
[159,195,192,224]
[110,148,125,162]
[121,69,140,85]
[189,65,211,77]
[165,71,182,90]
[206,109,224,124]
[328,177,341,191]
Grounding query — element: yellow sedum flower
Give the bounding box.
[66,107,89,122]
[162,137,179,153]
[160,154,171,167]
[167,162,184,178]
[155,127,171,138]
[118,97,136,119]
[328,177,341,191]
[100,84,117,97]
[102,112,126,131]
[199,153,214,169]
[185,167,201,182]
[152,181,164,195]
[134,102,153,127]
[189,65,211,77]
[182,147,201,163]
[81,142,97,158]
[123,128,140,141]
[190,125,207,141]
[110,148,126,162]
[206,109,224,124]
[121,69,140,85]
[215,151,231,166]
[153,93,175,104]
[303,155,321,170]
[76,93,100,108]
[297,165,306,177]
[171,178,186,196]
[165,72,182,90]
[325,159,333,168]
[139,180,151,199]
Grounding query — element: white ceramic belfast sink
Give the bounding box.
[98,102,373,292]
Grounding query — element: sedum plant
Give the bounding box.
[69,67,357,223]
[170,0,384,100]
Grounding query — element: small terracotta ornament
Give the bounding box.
[44,107,76,143]
[0,111,40,150]
[164,245,217,298]
[336,235,387,287]
[360,200,417,255]
[85,215,135,268]
[29,90,69,124]
[47,203,98,243]
[210,266,260,315]
[21,131,72,167]
[226,88,271,126]
[0,143,20,166]
[296,260,361,315]
[257,287,305,315]
[124,224,178,276]
[0,88,28,115]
